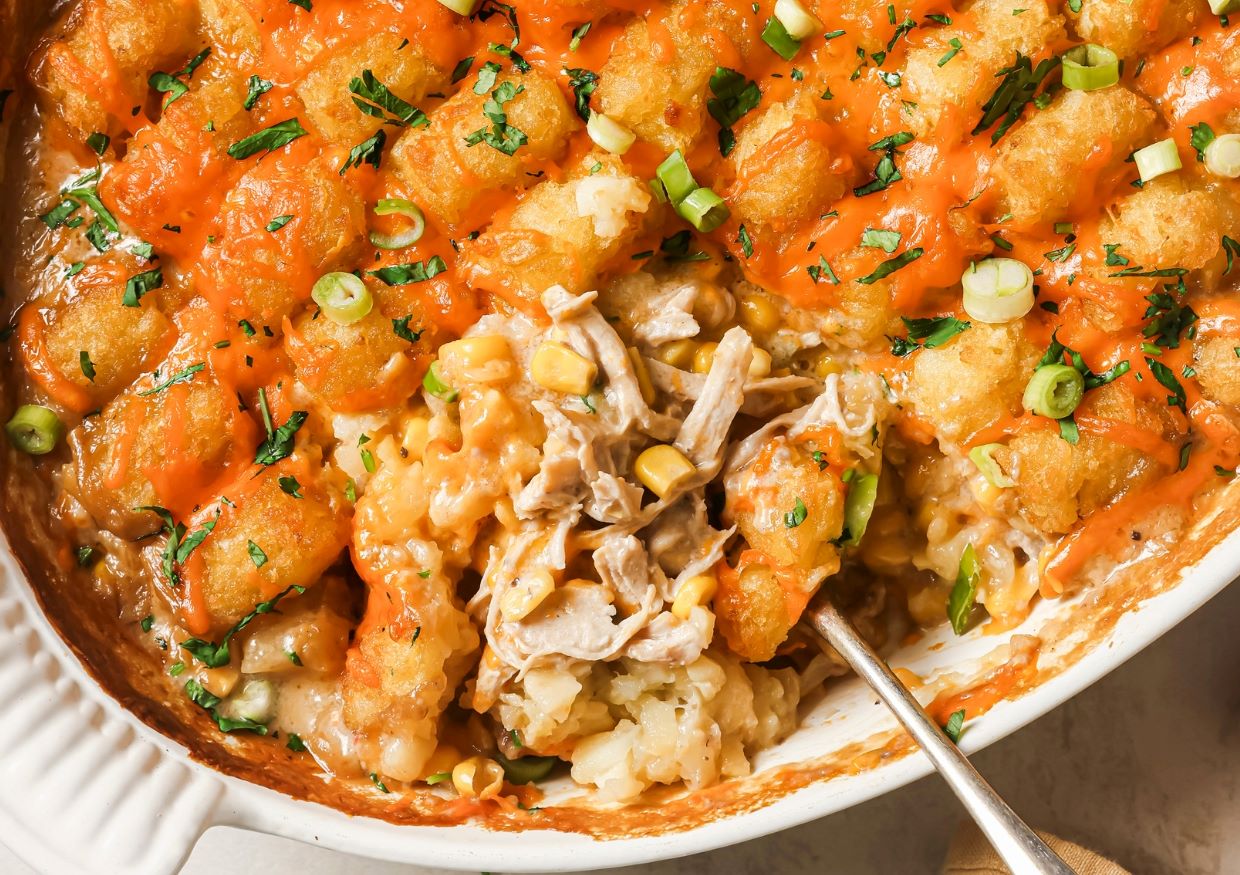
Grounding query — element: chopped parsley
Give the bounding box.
[856,247,924,284]
[368,256,447,285]
[392,315,424,342]
[149,47,211,109]
[123,268,164,307]
[243,75,274,110]
[137,362,205,396]
[972,53,1060,144]
[227,118,308,160]
[783,497,808,528]
[246,540,268,568]
[564,67,598,121]
[266,214,294,232]
[738,224,754,258]
[464,80,528,155]
[889,315,970,356]
[860,228,901,253]
[278,475,303,498]
[185,679,268,734]
[339,128,386,174]
[855,132,914,197]
[79,350,96,382]
[707,67,762,156]
[349,70,429,128]
[180,584,305,668]
[86,132,110,156]
[254,409,309,466]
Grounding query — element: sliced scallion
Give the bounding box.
[5,404,64,455]
[655,150,697,204]
[496,753,557,785]
[968,444,1015,489]
[1022,364,1084,419]
[1061,44,1119,92]
[586,112,636,155]
[434,0,479,14]
[961,258,1034,324]
[774,0,822,40]
[676,186,730,232]
[1208,0,1239,14]
[423,360,459,402]
[840,472,878,546]
[369,199,426,250]
[1132,138,1182,183]
[311,272,373,325]
[1203,133,1240,179]
[761,16,802,60]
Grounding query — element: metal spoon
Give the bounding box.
[805,597,1075,875]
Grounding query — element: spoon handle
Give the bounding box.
[805,599,1076,875]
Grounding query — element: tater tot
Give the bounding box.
[1069,0,1202,60]
[903,0,1064,134]
[1098,177,1227,272]
[1194,334,1240,407]
[1008,382,1167,532]
[33,0,199,138]
[728,94,851,230]
[988,87,1156,224]
[193,466,351,631]
[595,0,758,153]
[28,256,173,410]
[71,377,243,539]
[460,154,653,309]
[296,33,443,148]
[204,154,365,325]
[907,322,1040,446]
[390,70,574,227]
[197,0,264,63]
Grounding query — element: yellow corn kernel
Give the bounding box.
[968,473,1004,512]
[738,293,780,334]
[749,347,772,378]
[499,569,556,622]
[439,335,514,384]
[400,416,430,459]
[452,755,506,799]
[812,350,844,377]
[531,341,598,395]
[654,339,698,369]
[421,744,462,780]
[692,341,719,374]
[693,283,732,328]
[634,444,696,499]
[672,573,718,619]
[626,346,656,405]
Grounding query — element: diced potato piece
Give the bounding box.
[1068,0,1202,60]
[71,376,243,539]
[1098,177,1227,273]
[23,255,171,411]
[1008,382,1167,532]
[390,70,574,226]
[194,465,351,630]
[239,575,354,674]
[204,154,365,325]
[903,0,1065,133]
[988,87,1156,223]
[285,284,426,410]
[296,33,443,148]
[460,155,652,308]
[729,94,850,230]
[907,322,1040,446]
[32,0,199,138]
[1195,334,1240,407]
[595,1,758,153]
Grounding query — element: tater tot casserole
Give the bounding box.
[0,0,1237,829]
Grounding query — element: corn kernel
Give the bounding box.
[438,335,514,384]
[968,473,1004,512]
[401,416,430,459]
[634,444,696,499]
[692,341,719,374]
[749,348,772,378]
[452,755,505,799]
[654,339,698,369]
[531,341,598,395]
[672,573,718,619]
[499,569,556,622]
[626,346,656,405]
[738,293,781,334]
[421,743,462,780]
[812,350,843,377]
[692,284,733,328]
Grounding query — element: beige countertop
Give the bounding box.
[4,580,1237,875]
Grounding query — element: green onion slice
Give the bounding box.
[1204,134,1240,179]
[947,543,980,636]
[586,112,636,155]
[1208,0,1239,15]
[968,444,1016,489]
[1132,138,1182,183]
[496,753,557,785]
[1022,364,1084,419]
[5,404,65,455]
[961,257,1034,324]
[369,199,426,250]
[655,151,697,205]
[423,360,459,402]
[1061,44,1119,92]
[761,16,802,60]
[676,186,730,232]
[840,472,879,547]
[311,272,373,325]
[774,0,822,40]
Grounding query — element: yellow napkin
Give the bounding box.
[943,822,1131,875]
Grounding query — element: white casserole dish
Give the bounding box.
[1,511,1236,875]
